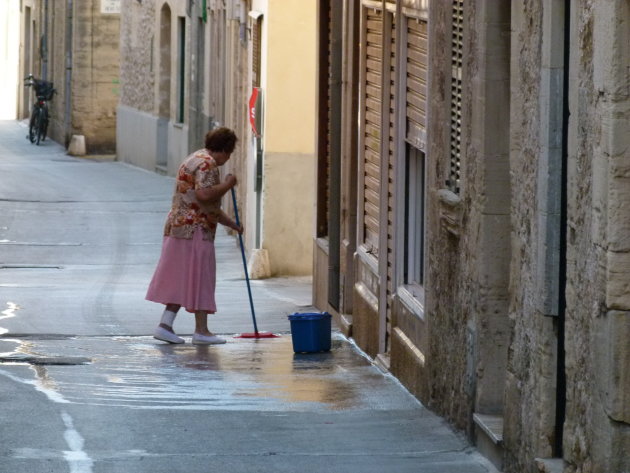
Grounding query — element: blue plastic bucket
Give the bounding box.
[288,312,332,353]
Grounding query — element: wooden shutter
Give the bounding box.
[405,18,428,148]
[362,7,383,253]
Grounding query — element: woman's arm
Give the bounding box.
[218,209,243,234]
[196,174,237,203]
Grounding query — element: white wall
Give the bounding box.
[0,0,20,119]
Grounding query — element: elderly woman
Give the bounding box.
[146,127,242,345]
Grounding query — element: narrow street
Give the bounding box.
[0,120,496,473]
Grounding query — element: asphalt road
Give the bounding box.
[0,120,497,473]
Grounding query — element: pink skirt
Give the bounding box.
[146,229,216,313]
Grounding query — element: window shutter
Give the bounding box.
[405,18,428,149]
[362,7,383,253]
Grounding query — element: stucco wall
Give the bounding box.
[259,0,317,275]
[0,0,20,119]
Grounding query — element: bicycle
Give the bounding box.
[24,74,56,145]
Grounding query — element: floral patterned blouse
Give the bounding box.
[163,149,221,241]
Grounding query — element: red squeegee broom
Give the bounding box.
[231,187,279,339]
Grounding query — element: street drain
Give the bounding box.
[0,354,91,365]
[0,265,63,269]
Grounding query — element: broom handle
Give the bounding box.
[230,187,259,334]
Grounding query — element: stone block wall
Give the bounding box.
[423,0,473,432]
[45,1,69,145]
[119,0,155,113]
[36,0,120,153]
[503,1,559,469]
[562,2,630,472]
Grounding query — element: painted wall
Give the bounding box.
[0,0,20,119]
[259,0,317,275]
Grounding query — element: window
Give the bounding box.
[404,144,426,291]
[158,5,171,119]
[177,16,186,123]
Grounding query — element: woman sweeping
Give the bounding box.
[146,127,242,345]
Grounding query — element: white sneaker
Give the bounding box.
[192,333,226,345]
[153,326,185,344]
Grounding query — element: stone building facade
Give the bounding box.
[313,1,630,472]
[17,0,120,153]
[117,0,317,276]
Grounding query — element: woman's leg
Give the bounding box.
[153,304,185,344]
[193,311,226,344]
[159,304,181,332]
[194,311,212,336]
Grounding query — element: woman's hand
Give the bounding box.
[225,174,237,188]
[217,210,243,234]
[231,221,244,234]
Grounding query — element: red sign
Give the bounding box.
[249,88,261,137]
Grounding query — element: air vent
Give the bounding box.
[447,0,464,194]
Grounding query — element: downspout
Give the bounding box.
[64,0,73,146]
[327,0,342,310]
[239,1,246,44]
[41,0,48,80]
[555,0,570,458]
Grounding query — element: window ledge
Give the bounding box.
[437,188,462,236]
[397,286,425,321]
[374,353,391,373]
[473,413,503,445]
[357,244,379,273]
[315,237,329,254]
[534,458,565,473]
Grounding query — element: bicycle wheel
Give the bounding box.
[41,111,48,141]
[28,110,37,143]
[35,108,44,145]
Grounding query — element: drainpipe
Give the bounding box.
[239,1,247,44]
[327,1,342,310]
[64,0,73,146]
[41,0,49,80]
[555,0,570,458]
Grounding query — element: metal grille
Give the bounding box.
[448,0,463,194]
[252,18,262,88]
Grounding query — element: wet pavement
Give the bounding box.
[0,334,419,412]
[0,120,497,472]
